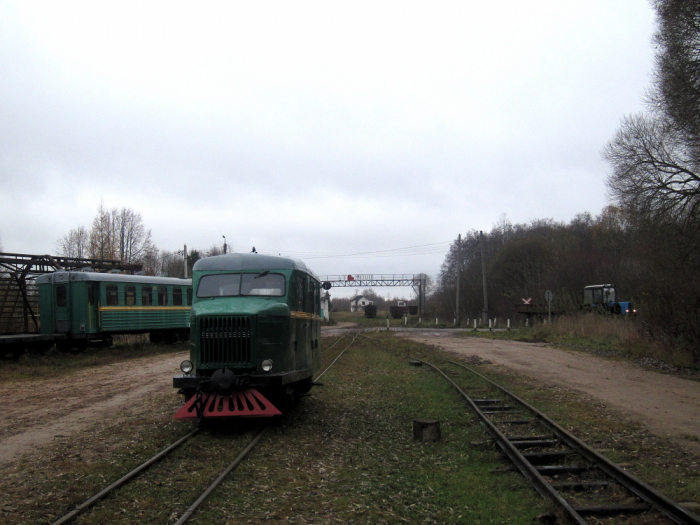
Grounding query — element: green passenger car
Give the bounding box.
[173,253,322,411]
[36,271,192,350]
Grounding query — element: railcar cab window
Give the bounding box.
[106,285,118,306]
[241,273,285,296]
[142,286,152,306]
[197,273,286,298]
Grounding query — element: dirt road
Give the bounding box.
[398,330,700,453]
[0,350,187,467]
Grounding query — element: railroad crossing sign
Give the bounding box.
[521,297,532,304]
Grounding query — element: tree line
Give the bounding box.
[55,201,224,278]
[430,0,700,361]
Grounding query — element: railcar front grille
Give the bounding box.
[198,316,253,367]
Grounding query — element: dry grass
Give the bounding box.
[531,314,696,368]
[461,313,699,372]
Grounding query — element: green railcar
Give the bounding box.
[35,271,192,350]
[173,253,322,418]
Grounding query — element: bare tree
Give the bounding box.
[605,1,700,229]
[113,207,155,265]
[141,244,160,276]
[650,0,700,152]
[603,113,700,224]
[159,250,185,278]
[57,201,159,269]
[89,200,115,260]
[55,226,89,258]
[206,244,224,257]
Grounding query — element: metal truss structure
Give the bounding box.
[319,274,427,316]
[0,252,143,335]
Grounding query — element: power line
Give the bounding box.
[227,241,452,260]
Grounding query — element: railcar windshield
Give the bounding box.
[197,273,286,298]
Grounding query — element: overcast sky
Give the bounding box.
[0,1,656,298]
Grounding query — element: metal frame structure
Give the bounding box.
[319,274,427,316]
[0,252,143,335]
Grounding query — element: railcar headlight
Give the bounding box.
[261,359,274,372]
[180,360,193,374]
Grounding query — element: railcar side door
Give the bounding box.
[52,272,71,334]
[86,281,98,332]
[294,274,309,370]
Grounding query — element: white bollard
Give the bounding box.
[436,318,438,326]
[489,319,492,329]
[494,318,498,327]
[404,316,407,326]
[507,319,511,329]
[526,318,529,327]
[474,319,477,329]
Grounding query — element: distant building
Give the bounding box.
[350,295,374,312]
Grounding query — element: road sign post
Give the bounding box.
[545,290,553,324]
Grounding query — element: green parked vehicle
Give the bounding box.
[173,253,322,420]
[35,271,192,350]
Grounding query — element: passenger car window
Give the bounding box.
[56,285,67,307]
[106,285,118,306]
[125,286,136,306]
[142,286,152,306]
[158,287,168,306]
[173,287,182,306]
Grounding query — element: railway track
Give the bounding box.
[49,331,358,525]
[413,356,700,525]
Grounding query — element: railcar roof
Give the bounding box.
[193,253,318,280]
[35,272,191,286]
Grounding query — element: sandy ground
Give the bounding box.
[398,330,700,454]
[2,328,699,469]
[0,327,348,467]
[0,350,187,468]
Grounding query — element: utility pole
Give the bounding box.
[222,235,227,254]
[183,244,188,279]
[455,233,461,326]
[480,230,488,325]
